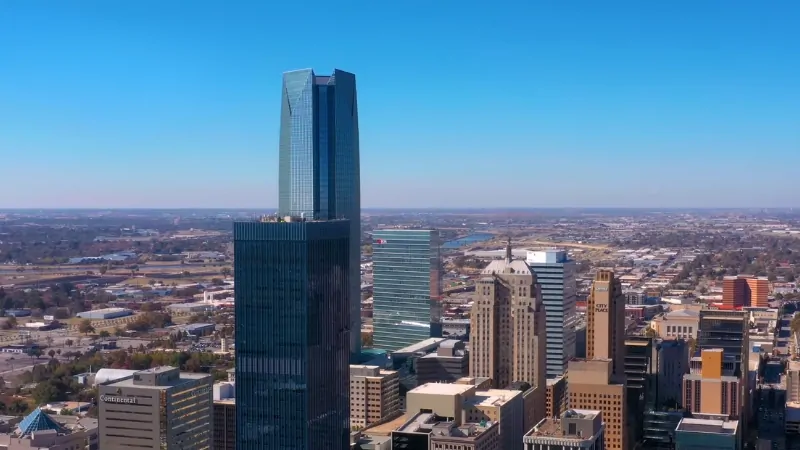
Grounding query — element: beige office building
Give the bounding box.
[406,382,524,450]
[568,359,627,450]
[586,270,626,383]
[469,242,547,424]
[546,376,568,419]
[98,366,213,450]
[350,365,400,429]
[649,308,700,340]
[524,409,606,450]
[683,349,742,418]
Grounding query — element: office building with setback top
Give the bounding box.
[234,218,351,450]
[372,229,442,351]
[279,68,361,359]
[98,366,212,450]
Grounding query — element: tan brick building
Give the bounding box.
[682,349,741,418]
[349,365,400,429]
[567,359,627,450]
[469,241,547,426]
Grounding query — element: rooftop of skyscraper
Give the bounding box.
[676,417,738,435]
[524,409,603,442]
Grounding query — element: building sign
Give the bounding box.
[101,395,138,405]
[595,304,609,313]
[43,315,54,321]
[595,286,609,292]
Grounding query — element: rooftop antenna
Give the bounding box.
[505,219,513,262]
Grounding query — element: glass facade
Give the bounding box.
[372,229,441,351]
[279,68,361,359]
[234,220,350,450]
[527,254,577,378]
[698,310,747,373]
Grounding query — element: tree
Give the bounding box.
[98,330,110,338]
[99,265,108,276]
[64,339,74,347]
[27,347,43,361]
[48,349,56,359]
[644,327,657,338]
[78,319,95,335]
[181,271,190,278]
[220,267,232,277]
[114,327,125,337]
[5,315,16,328]
[45,336,53,347]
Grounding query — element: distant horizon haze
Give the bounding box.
[1,2,797,208]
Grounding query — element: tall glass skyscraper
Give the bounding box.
[372,229,442,351]
[234,219,350,450]
[525,250,577,378]
[279,68,361,359]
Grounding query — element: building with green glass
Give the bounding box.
[372,229,442,351]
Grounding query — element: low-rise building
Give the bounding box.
[0,408,98,450]
[406,382,523,450]
[391,412,500,450]
[415,339,469,385]
[674,417,739,450]
[524,409,605,450]
[650,309,700,340]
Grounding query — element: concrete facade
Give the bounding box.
[350,365,400,429]
[568,359,627,450]
[524,409,605,450]
[470,242,547,403]
[98,366,212,450]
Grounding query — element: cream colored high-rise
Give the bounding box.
[470,241,546,408]
[349,365,400,429]
[586,269,626,383]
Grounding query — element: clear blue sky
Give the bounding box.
[1,1,798,208]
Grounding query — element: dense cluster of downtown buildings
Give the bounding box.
[78,68,762,450]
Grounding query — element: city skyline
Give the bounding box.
[1,2,798,209]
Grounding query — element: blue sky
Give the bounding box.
[1,1,798,208]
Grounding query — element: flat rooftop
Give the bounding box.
[466,389,521,408]
[410,382,474,397]
[105,370,209,390]
[394,338,447,354]
[676,417,738,435]
[525,409,601,441]
[362,414,409,436]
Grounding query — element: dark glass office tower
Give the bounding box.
[234,218,350,450]
[279,68,361,359]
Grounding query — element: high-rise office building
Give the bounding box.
[98,366,213,450]
[683,349,742,418]
[696,309,749,441]
[234,218,351,449]
[470,242,547,394]
[279,68,361,359]
[526,250,577,378]
[587,269,626,383]
[567,359,627,450]
[722,275,770,308]
[372,229,442,351]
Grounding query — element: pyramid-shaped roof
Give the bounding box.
[16,408,64,437]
